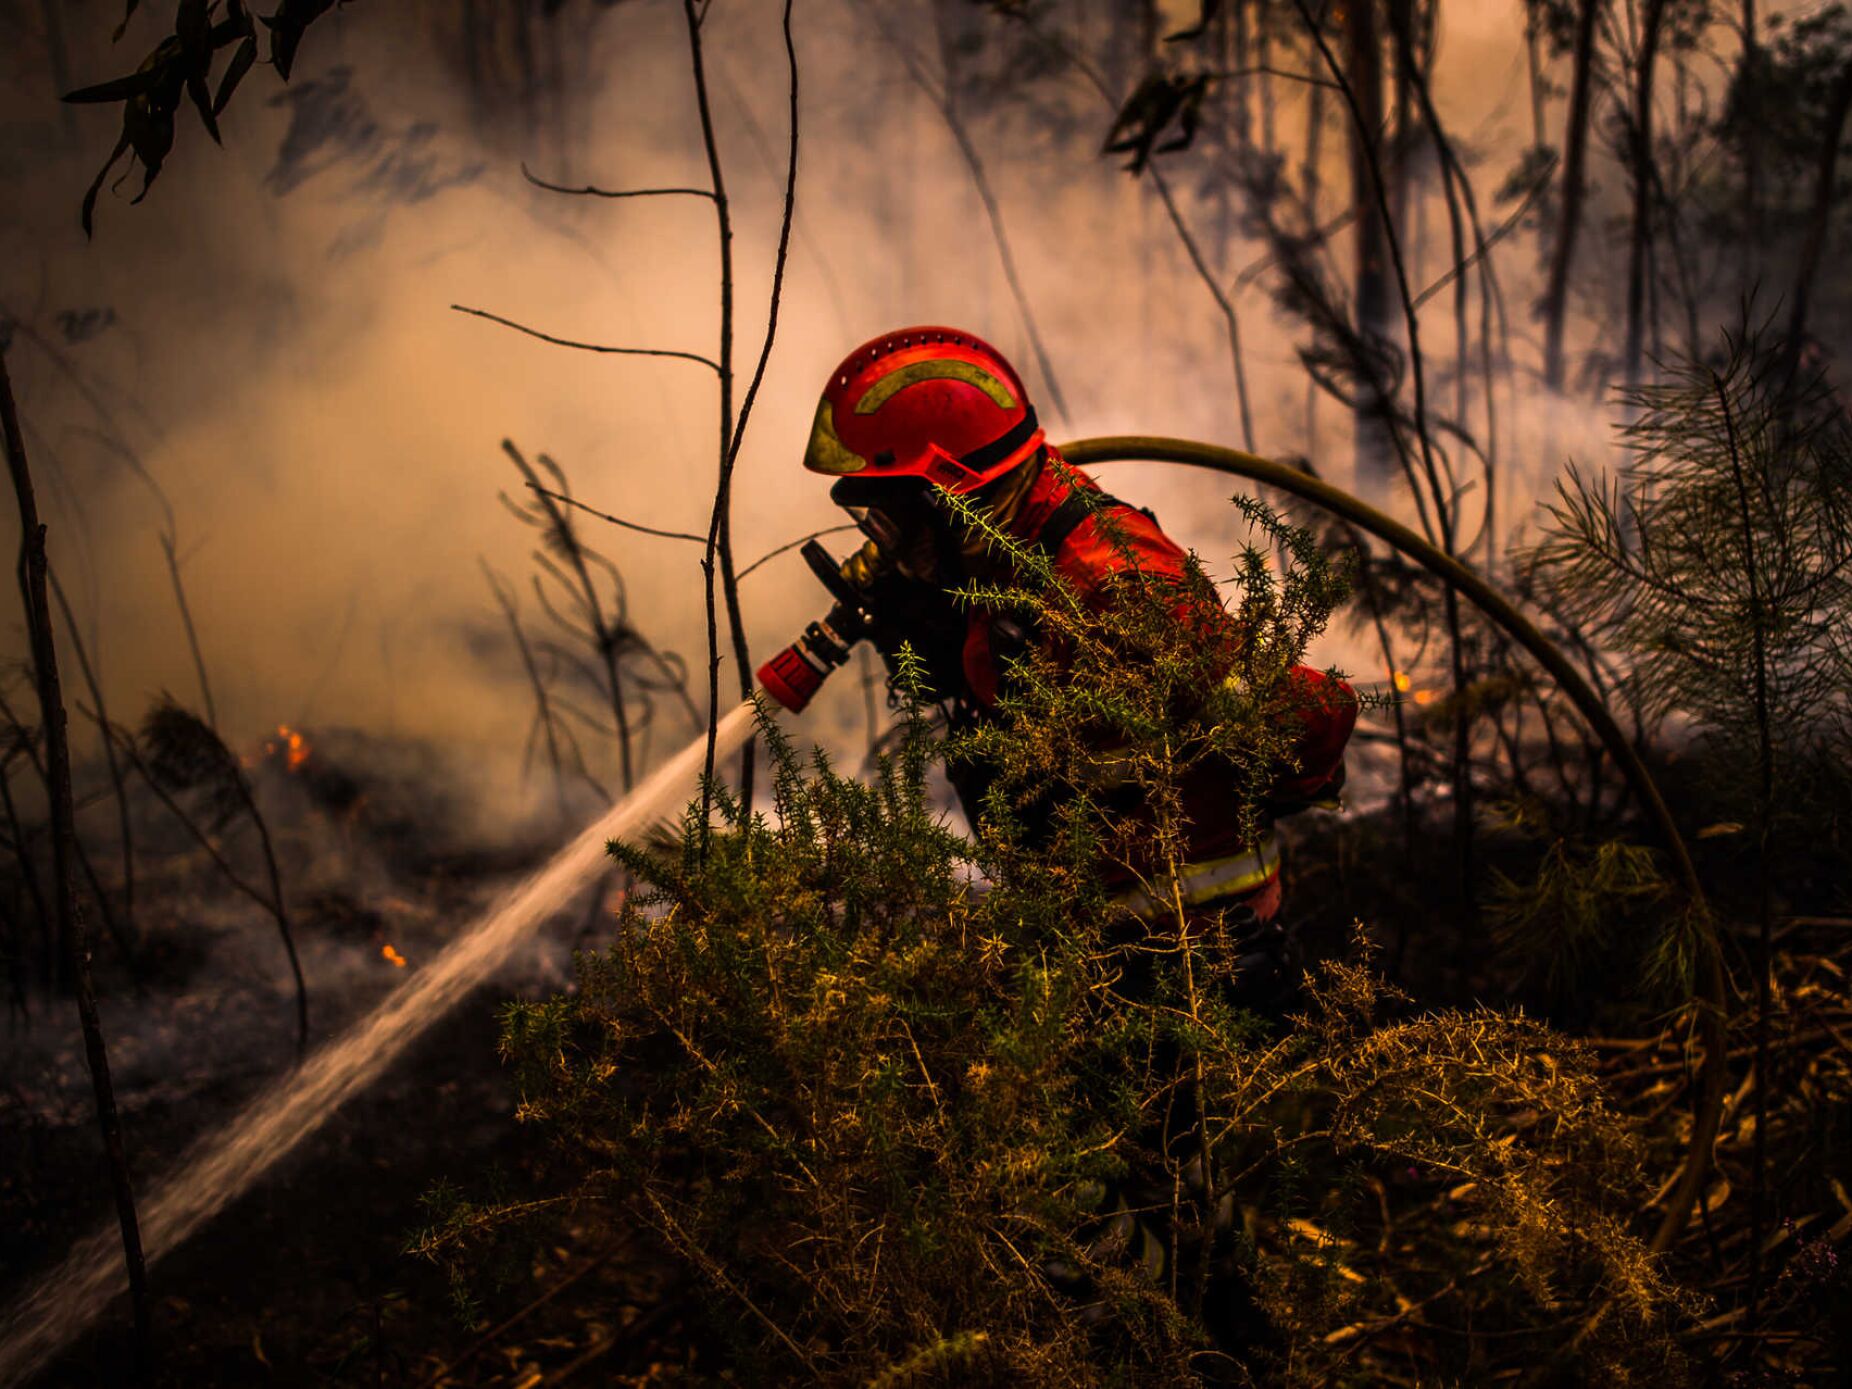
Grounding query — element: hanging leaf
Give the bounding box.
[67,37,189,233]
[214,36,260,117]
[64,70,164,104]
[176,0,222,143]
[123,59,186,204]
[265,0,342,82]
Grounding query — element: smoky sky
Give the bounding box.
[0,0,1751,807]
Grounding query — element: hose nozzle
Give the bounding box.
[755,539,888,713]
[758,612,856,713]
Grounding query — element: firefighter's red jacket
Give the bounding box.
[957,453,1357,915]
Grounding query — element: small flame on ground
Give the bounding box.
[380,943,408,969]
[1391,670,1412,693]
[1412,689,1437,706]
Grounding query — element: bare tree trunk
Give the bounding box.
[1623,0,1669,388]
[1783,59,1852,381]
[1345,0,1394,496]
[0,349,151,1374]
[482,561,570,823]
[1256,7,1277,157]
[1542,0,1601,390]
[1303,0,1477,914]
[1525,0,1548,149]
[686,0,743,824]
[1304,65,1325,460]
[690,0,796,820]
[1740,0,1760,286]
[1388,0,1416,248]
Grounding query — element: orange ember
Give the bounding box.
[274,725,310,772]
[381,943,408,968]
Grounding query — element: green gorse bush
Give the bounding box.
[416,494,1695,1385]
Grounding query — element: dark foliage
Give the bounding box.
[64,0,353,235]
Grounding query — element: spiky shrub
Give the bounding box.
[1526,335,1852,850]
[1520,329,1852,1351]
[444,493,1693,1384]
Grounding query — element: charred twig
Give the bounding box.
[1150,166,1259,451]
[737,524,862,582]
[520,162,716,201]
[523,485,704,544]
[159,532,217,732]
[504,443,637,794]
[451,306,722,373]
[483,560,571,823]
[0,347,150,1369]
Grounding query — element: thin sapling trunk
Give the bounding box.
[0,347,151,1371]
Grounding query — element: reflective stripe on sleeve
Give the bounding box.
[1110,834,1281,916]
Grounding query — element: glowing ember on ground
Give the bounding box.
[1413,689,1437,706]
[276,725,310,772]
[380,943,408,968]
[260,725,312,771]
[1391,670,1412,692]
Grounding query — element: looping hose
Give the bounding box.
[1061,435,1727,1257]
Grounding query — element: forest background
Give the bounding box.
[3,0,1851,1383]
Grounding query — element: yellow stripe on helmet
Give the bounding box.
[853,358,1018,415]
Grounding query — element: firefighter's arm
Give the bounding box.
[855,563,971,696]
[1267,665,1359,813]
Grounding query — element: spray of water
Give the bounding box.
[0,699,764,1386]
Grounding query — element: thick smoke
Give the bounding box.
[0,0,1696,810]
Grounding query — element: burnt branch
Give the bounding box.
[452,306,722,373]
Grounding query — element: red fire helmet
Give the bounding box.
[801,326,1044,493]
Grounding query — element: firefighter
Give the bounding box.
[773,325,1358,950]
[763,325,1359,1364]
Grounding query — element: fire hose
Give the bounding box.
[757,433,1727,1259]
